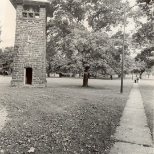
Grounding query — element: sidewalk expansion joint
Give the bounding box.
[113,139,154,148]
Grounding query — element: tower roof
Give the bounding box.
[10,0,52,16]
[10,0,51,6]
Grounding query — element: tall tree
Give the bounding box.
[0,47,14,73]
[46,0,86,77]
[131,0,154,78]
[62,28,110,86]
[46,0,133,86]
[135,47,154,78]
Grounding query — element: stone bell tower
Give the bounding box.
[10,0,50,87]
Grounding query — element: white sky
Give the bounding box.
[0,0,141,48]
[0,0,16,48]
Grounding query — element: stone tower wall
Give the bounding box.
[11,4,47,87]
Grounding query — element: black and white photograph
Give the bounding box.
[0,0,154,153]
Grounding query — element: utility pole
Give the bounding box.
[120,11,126,93]
[120,2,146,93]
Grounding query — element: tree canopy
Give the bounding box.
[0,47,14,73]
[129,0,154,77]
[137,0,153,19]
[132,21,154,47]
[46,0,133,81]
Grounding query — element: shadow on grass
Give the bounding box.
[47,84,111,91]
[48,76,120,80]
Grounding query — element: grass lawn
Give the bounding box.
[139,78,154,138]
[0,76,133,154]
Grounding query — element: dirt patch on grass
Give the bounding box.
[0,108,8,131]
[0,77,133,154]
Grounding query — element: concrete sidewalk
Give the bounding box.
[110,84,154,154]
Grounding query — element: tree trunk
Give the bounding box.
[47,63,51,77]
[72,72,76,77]
[47,72,50,77]
[110,75,113,80]
[59,73,62,77]
[83,72,89,87]
[148,74,150,78]
[79,71,82,78]
[94,73,97,79]
[139,73,142,79]
[140,70,145,79]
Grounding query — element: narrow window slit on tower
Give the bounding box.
[22,5,40,18]
[25,67,32,85]
[34,13,40,18]
[29,13,34,18]
[23,12,28,18]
